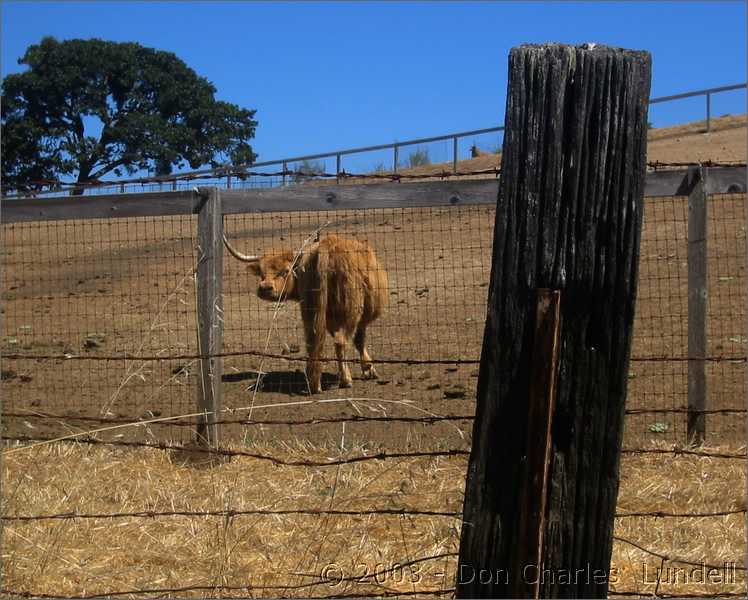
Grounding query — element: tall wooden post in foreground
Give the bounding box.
[195,187,224,446]
[457,44,651,598]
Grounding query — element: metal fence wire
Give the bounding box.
[626,191,746,444]
[1,190,745,447]
[2,215,200,444]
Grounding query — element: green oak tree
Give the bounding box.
[1,37,258,194]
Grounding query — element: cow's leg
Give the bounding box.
[302,311,324,394]
[354,324,378,380]
[333,330,353,388]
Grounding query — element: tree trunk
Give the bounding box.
[71,166,91,196]
[457,43,651,598]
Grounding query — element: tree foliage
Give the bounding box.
[1,37,258,193]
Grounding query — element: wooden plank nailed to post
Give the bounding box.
[511,289,561,599]
[195,186,224,447]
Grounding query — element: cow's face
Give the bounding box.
[248,251,297,302]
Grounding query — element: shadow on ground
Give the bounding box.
[223,369,339,395]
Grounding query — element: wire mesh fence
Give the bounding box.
[626,192,746,444]
[1,171,745,599]
[1,191,744,446]
[1,215,200,443]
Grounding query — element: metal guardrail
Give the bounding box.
[648,82,746,133]
[105,82,748,190]
[2,83,745,197]
[255,82,747,181]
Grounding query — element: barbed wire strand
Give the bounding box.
[4,505,745,524]
[2,350,481,364]
[609,592,745,598]
[293,552,458,589]
[4,434,745,462]
[4,349,745,364]
[614,508,746,519]
[4,406,744,430]
[0,166,503,196]
[620,447,746,460]
[1,507,463,522]
[613,535,746,572]
[3,411,475,428]
[647,159,747,170]
[3,396,465,452]
[624,408,747,415]
[2,435,470,465]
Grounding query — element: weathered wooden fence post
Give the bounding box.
[457,44,651,598]
[195,186,224,446]
[687,166,707,444]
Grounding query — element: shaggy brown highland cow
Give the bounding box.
[223,234,388,394]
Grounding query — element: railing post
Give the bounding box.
[393,145,399,173]
[453,136,459,174]
[195,186,224,447]
[282,161,288,186]
[687,165,707,445]
[706,92,711,133]
[336,153,341,183]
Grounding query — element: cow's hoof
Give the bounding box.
[363,367,379,380]
[339,378,353,389]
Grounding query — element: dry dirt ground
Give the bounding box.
[646,114,747,164]
[2,114,745,448]
[0,114,745,598]
[1,195,745,448]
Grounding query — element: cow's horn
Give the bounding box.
[223,234,259,263]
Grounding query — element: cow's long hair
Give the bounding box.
[224,233,388,393]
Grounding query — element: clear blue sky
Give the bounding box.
[2,1,746,174]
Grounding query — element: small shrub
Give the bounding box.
[405,148,431,168]
[292,159,326,183]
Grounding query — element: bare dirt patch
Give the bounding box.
[2,193,744,448]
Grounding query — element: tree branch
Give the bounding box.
[89,158,130,180]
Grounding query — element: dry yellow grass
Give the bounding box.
[1,438,744,598]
